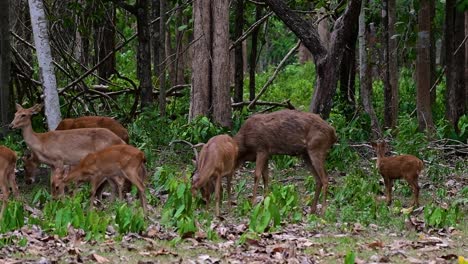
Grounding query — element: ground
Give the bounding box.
[0,153,466,264]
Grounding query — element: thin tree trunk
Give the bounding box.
[429,0,436,104]
[189,0,211,120]
[388,0,398,127]
[249,5,262,101]
[211,0,231,128]
[382,0,397,128]
[339,25,358,116]
[465,11,468,114]
[454,8,465,129]
[96,3,116,79]
[233,0,244,103]
[137,0,153,109]
[359,0,381,139]
[28,0,61,130]
[159,0,166,116]
[152,0,160,78]
[0,0,11,135]
[416,0,434,132]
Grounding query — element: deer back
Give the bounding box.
[192,135,238,189]
[234,109,336,159]
[57,116,129,143]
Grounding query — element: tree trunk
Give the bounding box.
[0,0,11,136]
[416,0,434,132]
[28,0,61,130]
[454,8,465,129]
[152,0,160,78]
[338,23,358,116]
[465,11,468,114]
[388,0,398,127]
[429,0,436,104]
[264,0,361,119]
[211,0,231,128]
[249,5,262,101]
[359,0,381,140]
[137,0,153,109]
[445,0,465,131]
[96,3,116,79]
[233,0,244,103]
[382,0,398,128]
[189,0,211,120]
[159,0,166,116]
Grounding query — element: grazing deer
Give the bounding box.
[0,146,18,216]
[9,104,125,192]
[52,145,148,212]
[190,135,238,216]
[234,109,337,214]
[24,115,129,184]
[371,141,423,207]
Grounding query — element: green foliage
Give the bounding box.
[424,203,461,228]
[172,116,228,143]
[35,194,110,240]
[115,203,146,234]
[0,201,25,233]
[161,170,196,236]
[345,251,356,264]
[249,184,301,233]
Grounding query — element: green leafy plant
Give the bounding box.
[249,196,281,233]
[0,201,25,233]
[344,251,356,264]
[115,203,146,234]
[424,203,461,228]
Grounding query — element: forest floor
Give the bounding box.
[0,156,467,264]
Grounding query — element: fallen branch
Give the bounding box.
[232,99,295,110]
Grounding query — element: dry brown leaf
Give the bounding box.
[366,240,384,249]
[91,253,110,263]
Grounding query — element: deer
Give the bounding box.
[190,135,238,217]
[371,141,423,207]
[9,104,126,193]
[0,146,18,216]
[233,109,337,214]
[23,115,129,184]
[52,145,148,212]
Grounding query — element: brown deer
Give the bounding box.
[52,145,148,212]
[24,115,129,184]
[9,104,125,192]
[234,109,337,214]
[0,146,18,216]
[190,135,238,216]
[371,141,423,207]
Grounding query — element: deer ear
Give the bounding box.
[370,142,377,148]
[31,104,43,114]
[15,103,23,111]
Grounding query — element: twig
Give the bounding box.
[230,11,273,51]
[248,41,301,109]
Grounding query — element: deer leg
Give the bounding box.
[90,177,107,209]
[123,169,147,213]
[8,167,19,198]
[215,173,222,217]
[308,152,328,214]
[252,152,268,204]
[262,161,269,195]
[226,173,233,211]
[0,178,10,215]
[407,177,420,207]
[384,178,393,205]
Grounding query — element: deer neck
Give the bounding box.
[21,122,42,152]
[376,152,385,168]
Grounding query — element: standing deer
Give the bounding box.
[371,141,423,207]
[52,145,148,212]
[24,115,129,184]
[9,104,125,193]
[234,109,337,214]
[0,146,18,216]
[191,135,238,216]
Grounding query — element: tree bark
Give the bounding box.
[249,5,262,101]
[359,0,381,140]
[338,23,358,115]
[152,0,160,78]
[189,0,211,121]
[264,0,361,118]
[211,0,231,127]
[387,0,398,128]
[28,0,61,130]
[159,0,166,116]
[137,0,153,109]
[445,0,465,131]
[96,3,116,79]
[0,0,11,136]
[416,0,435,132]
[233,0,245,103]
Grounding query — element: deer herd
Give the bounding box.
[0,103,424,218]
